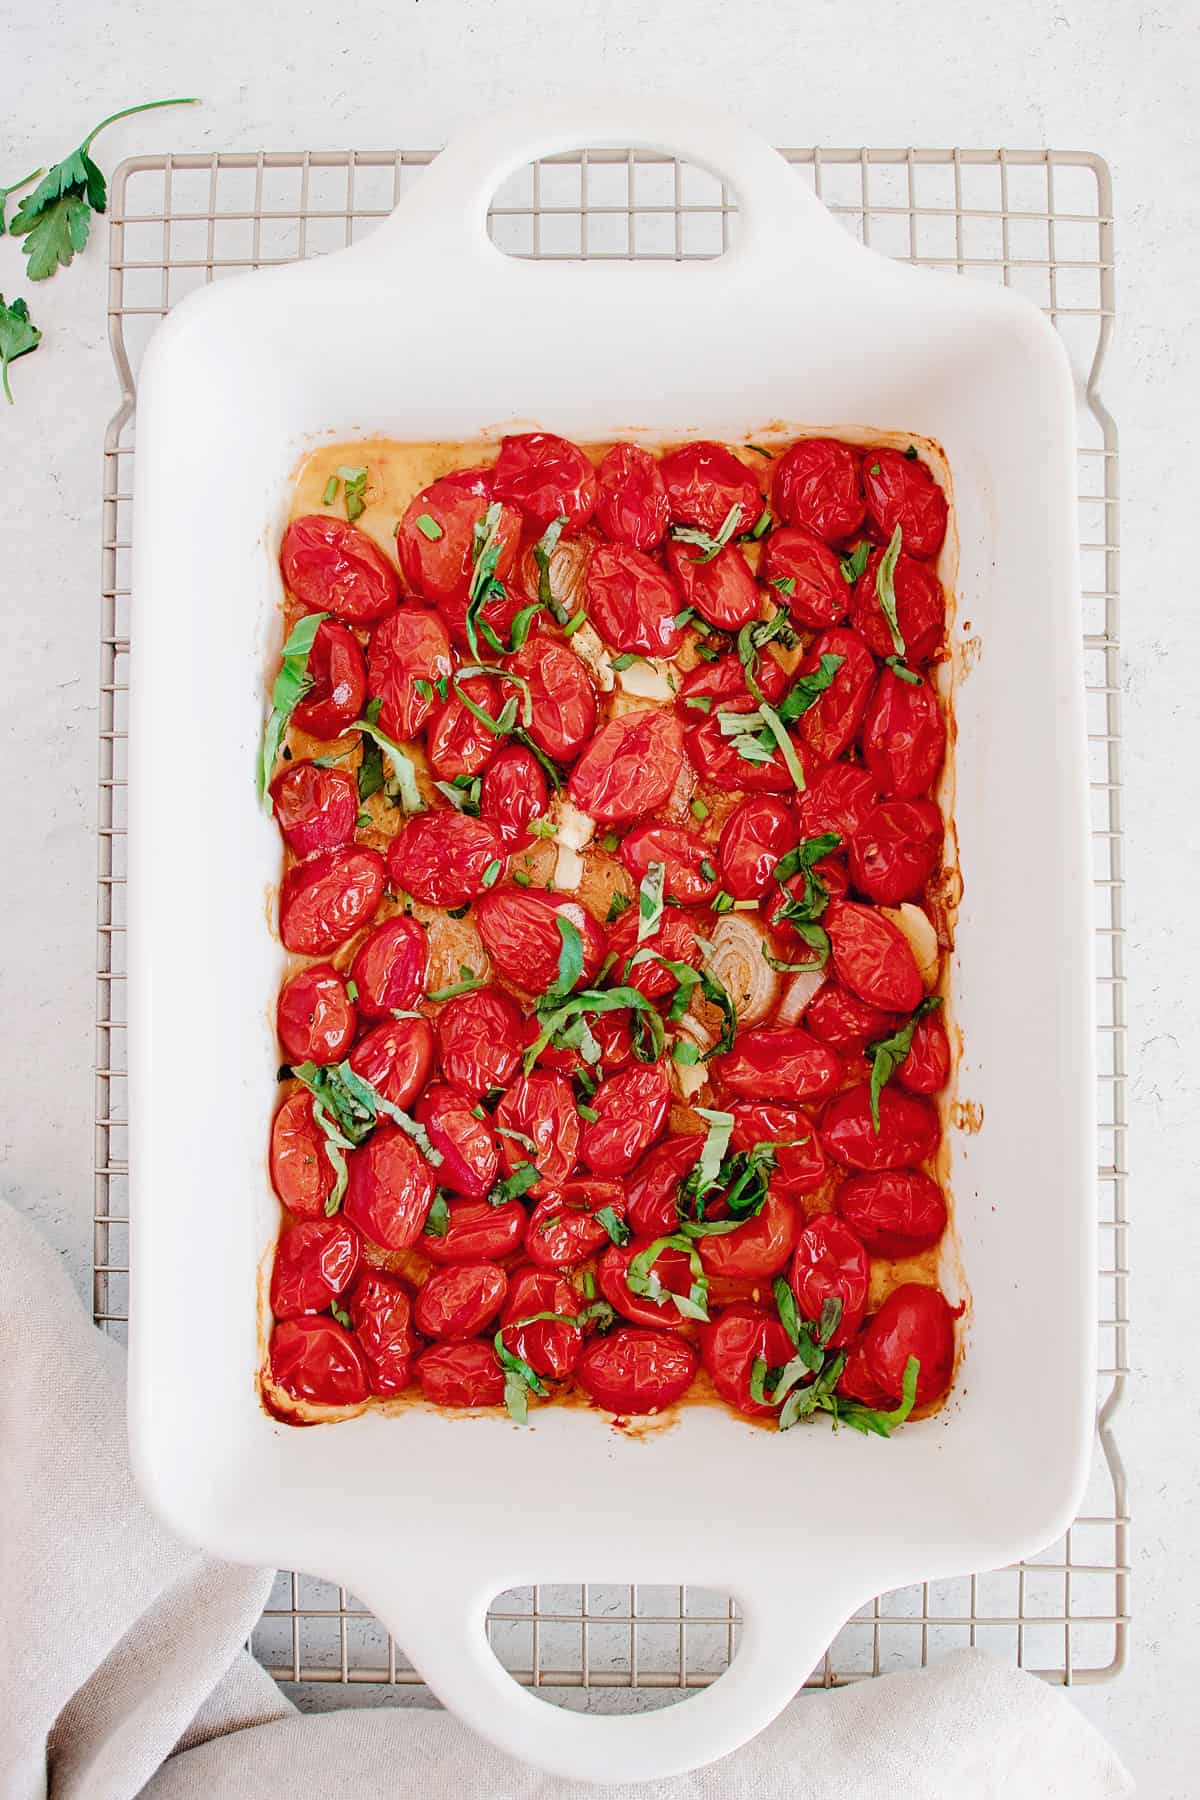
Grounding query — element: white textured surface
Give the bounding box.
[1,1,1197,1792]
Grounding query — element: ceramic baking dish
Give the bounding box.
[128,101,1095,1783]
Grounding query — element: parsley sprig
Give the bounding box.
[0,295,41,404]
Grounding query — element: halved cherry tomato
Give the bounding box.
[507,632,597,764]
[760,525,848,629]
[343,1123,437,1249]
[820,1085,940,1171]
[605,906,701,1001]
[862,1282,958,1405]
[715,1027,842,1103]
[475,887,606,994]
[525,1179,627,1269]
[677,651,788,709]
[685,697,797,794]
[277,963,356,1065]
[270,1090,337,1217]
[576,1326,698,1415]
[803,983,900,1054]
[790,1215,869,1346]
[595,443,669,550]
[493,432,598,531]
[727,1102,827,1199]
[479,743,551,850]
[862,450,948,561]
[771,439,865,544]
[416,1338,505,1407]
[793,762,878,841]
[435,987,523,1099]
[848,798,942,905]
[367,607,452,741]
[850,548,944,664]
[718,795,798,900]
[386,811,505,908]
[699,1305,797,1418]
[422,1198,527,1264]
[896,1008,950,1093]
[270,1217,361,1318]
[598,1237,696,1330]
[395,468,522,610]
[291,620,366,739]
[661,442,761,536]
[525,1006,633,1079]
[625,1133,704,1237]
[666,540,760,631]
[279,847,385,955]
[415,1083,499,1200]
[348,1015,433,1111]
[500,1267,584,1379]
[280,515,399,624]
[837,1335,896,1407]
[270,1316,369,1406]
[349,916,428,1018]
[414,1261,508,1341]
[579,1062,670,1176]
[426,673,502,782]
[862,668,946,799]
[271,761,358,859]
[349,1269,418,1395]
[794,627,878,765]
[836,1168,947,1257]
[586,542,684,657]
[495,1070,580,1197]
[568,707,685,823]
[826,901,923,1012]
[697,1188,799,1281]
[621,822,718,905]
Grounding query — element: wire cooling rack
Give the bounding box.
[94,143,1128,1700]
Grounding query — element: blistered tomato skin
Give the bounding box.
[529,1006,633,1079]
[367,607,453,742]
[576,1326,698,1415]
[826,901,924,1013]
[480,744,550,850]
[718,796,798,900]
[422,1198,527,1264]
[349,1016,434,1112]
[794,627,879,766]
[280,515,399,625]
[279,848,385,956]
[666,540,761,631]
[794,762,879,842]
[678,651,788,710]
[349,916,428,1019]
[625,1133,704,1238]
[525,1180,627,1270]
[897,1009,951,1093]
[271,1090,337,1217]
[416,1083,500,1200]
[427,674,502,782]
[862,450,948,561]
[621,822,718,906]
[727,1102,827,1199]
[765,856,848,938]
[277,963,357,1065]
[494,432,598,531]
[270,1316,369,1407]
[386,811,505,908]
[848,798,943,906]
[343,1124,437,1249]
[715,1027,842,1104]
[851,549,945,664]
[686,698,797,794]
[496,1071,580,1197]
[771,439,865,544]
[586,542,684,657]
[761,525,849,629]
[501,1267,585,1379]
[291,620,366,739]
[803,983,900,1054]
[416,1339,506,1408]
[595,443,669,550]
[661,442,762,536]
[396,469,522,610]
[605,907,701,1001]
[700,1305,797,1418]
[270,1218,361,1319]
[507,632,597,764]
[863,1282,958,1406]
[863,669,947,800]
[349,1270,418,1396]
[697,1188,799,1281]
[598,1239,696,1330]
[820,1085,941,1172]
[475,887,606,994]
[271,762,358,859]
[435,987,523,1099]
[836,1169,948,1257]
[414,1262,508,1341]
[568,707,686,824]
[579,1062,671,1177]
[790,1215,869,1347]
[838,1336,896,1407]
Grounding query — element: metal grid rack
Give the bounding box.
[95,143,1128,1700]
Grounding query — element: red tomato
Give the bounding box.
[715,1027,842,1103]
[677,651,788,710]
[605,906,701,1001]
[863,1282,958,1405]
[579,1062,671,1176]
[493,432,597,531]
[568,707,685,824]
[848,798,942,905]
[793,628,878,765]
[416,1339,505,1407]
[595,443,669,550]
[270,1316,369,1407]
[525,1006,633,1079]
[280,515,399,625]
[291,620,366,739]
[479,743,551,850]
[426,674,502,782]
[793,762,879,841]
[414,1262,508,1341]
[764,854,849,938]
[718,795,798,900]
[803,983,900,1054]
[598,1238,697,1330]
[862,668,946,799]
[586,542,684,656]
[697,1188,799,1280]
[760,525,849,629]
[685,697,798,794]
[386,811,505,908]
[576,1326,698,1415]
[367,607,453,741]
[270,1218,361,1318]
[350,916,428,1018]
[414,1083,499,1200]
[348,1015,434,1111]
[699,1305,797,1418]
[271,761,358,859]
[621,822,718,905]
[790,1215,869,1346]
[343,1124,437,1248]
[475,887,606,994]
[435,987,523,1099]
[836,1169,947,1257]
[660,442,761,536]
[525,1180,627,1269]
[666,540,761,631]
[395,468,522,609]
[825,902,923,1013]
[820,1085,940,1171]
[850,549,945,664]
[500,1267,584,1379]
[771,439,865,544]
[896,1008,950,1093]
[270,1090,336,1217]
[277,963,356,1065]
[862,450,948,561]
[349,1269,418,1395]
[279,848,385,955]
[507,632,597,764]
[626,1133,705,1237]
[838,1335,897,1407]
[422,1198,527,1264]
[495,1070,580,1197]
[727,1102,827,1199]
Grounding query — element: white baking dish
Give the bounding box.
[128,101,1095,1783]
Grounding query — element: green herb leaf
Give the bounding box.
[610,652,644,672]
[605,891,631,924]
[875,523,906,657]
[321,474,339,507]
[637,861,666,944]
[562,609,587,637]
[671,503,742,565]
[433,776,481,815]
[330,1299,352,1329]
[531,516,569,619]
[600,831,620,853]
[541,915,584,1008]
[748,506,773,540]
[691,1107,734,1195]
[690,796,710,823]
[423,1191,451,1237]
[289,1058,442,1168]
[0,294,42,404]
[427,969,488,1002]
[866,995,943,1129]
[351,717,425,812]
[512,868,531,888]
[671,1039,701,1066]
[839,540,871,585]
[257,611,329,801]
[513,729,563,792]
[776,654,845,724]
[576,1102,600,1123]
[523,983,664,1075]
[416,512,444,540]
[757,703,807,792]
[595,1204,630,1247]
[770,576,797,597]
[339,465,368,522]
[885,655,923,686]
[465,501,508,659]
[481,857,502,888]
[0,167,43,236]
[837,1355,921,1436]
[492,1161,542,1203]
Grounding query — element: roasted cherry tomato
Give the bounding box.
[862,668,946,800]
[495,1070,580,1197]
[699,1305,797,1418]
[422,1198,527,1264]
[586,542,684,657]
[862,450,948,561]
[848,798,942,905]
[396,468,522,611]
[896,1007,950,1093]
[605,906,701,1001]
[686,697,798,794]
[677,650,787,710]
[820,1084,940,1171]
[771,439,865,544]
[416,1339,505,1407]
[279,847,385,955]
[850,548,945,664]
[793,762,879,841]
[270,1316,369,1407]
[862,1282,958,1405]
[271,761,358,859]
[718,795,798,900]
[277,962,357,1065]
[271,1090,337,1217]
[526,1005,633,1079]
[836,1168,947,1257]
[760,525,849,629]
[803,983,900,1054]
[525,1179,627,1269]
[660,442,761,536]
[727,1102,827,1199]
[414,1261,508,1341]
[435,986,523,1099]
[386,811,505,908]
[626,1132,704,1237]
[367,607,453,742]
[343,1123,437,1249]
[291,619,366,739]
[576,1326,698,1415]
[415,1083,500,1200]
[790,1215,869,1346]
[350,915,428,1018]
[598,1238,697,1330]
[666,540,760,631]
[507,632,597,764]
[715,1026,842,1103]
[270,1217,361,1318]
[697,1188,799,1281]
[349,1269,418,1395]
[568,707,685,824]
[595,443,669,550]
[764,853,849,938]
[579,1062,671,1176]
[500,1267,585,1379]
[493,432,597,531]
[480,743,551,850]
[280,515,399,625]
[426,673,502,782]
[825,901,924,1013]
[348,1015,434,1111]
[794,627,878,766]
[837,1335,897,1407]
[475,887,606,993]
[621,822,718,905]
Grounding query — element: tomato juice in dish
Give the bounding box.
[260,431,964,1433]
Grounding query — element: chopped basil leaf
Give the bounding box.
[338,465,368,522]
[257,610,329,801]
[839,540,871,585]
[290,1059,442,1166]
[672,1039,701,1066]
[885,655,923,686]
[837,1354,921,1436]
[610,652,643,672]
[413,677,434,702]
[330,1299,352,1329]
[492,1161,542,1203]
[351,717,424,812]
[427,971,489,1002]
[528,816,558,840]
[416,512,444,541]
[536,915,582,1009]
[524,984,664,1075]
[465,501,508,659]
[513,728,563,792]
[495,1125,537,1153]
[595,1204,630,1246]
[577,1102,600,1123]
[745,443,773,460]
[321,475,339,506]
[699,857,717,882]
[758,703,807,792]
[531,515,569,619]
[869,462,882,476]
[562,609,587,637]
[605,891,631,923]
[690,796,710,822]
[748,506,773,540]
[481,858,502,888]
[434,777,482,815]
[599,831,620,853]
[423,1191,451,1237]
[875,523,905,657]
[866,996,943,1129]
[776,654,845,724]
[626,1233,709,1320]
[692,1107,734,1194]
[512,868,532,888]
[345,978,359,1002]
[637,861,666,943]
[671,502,742,565]
[770,576,797,597]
